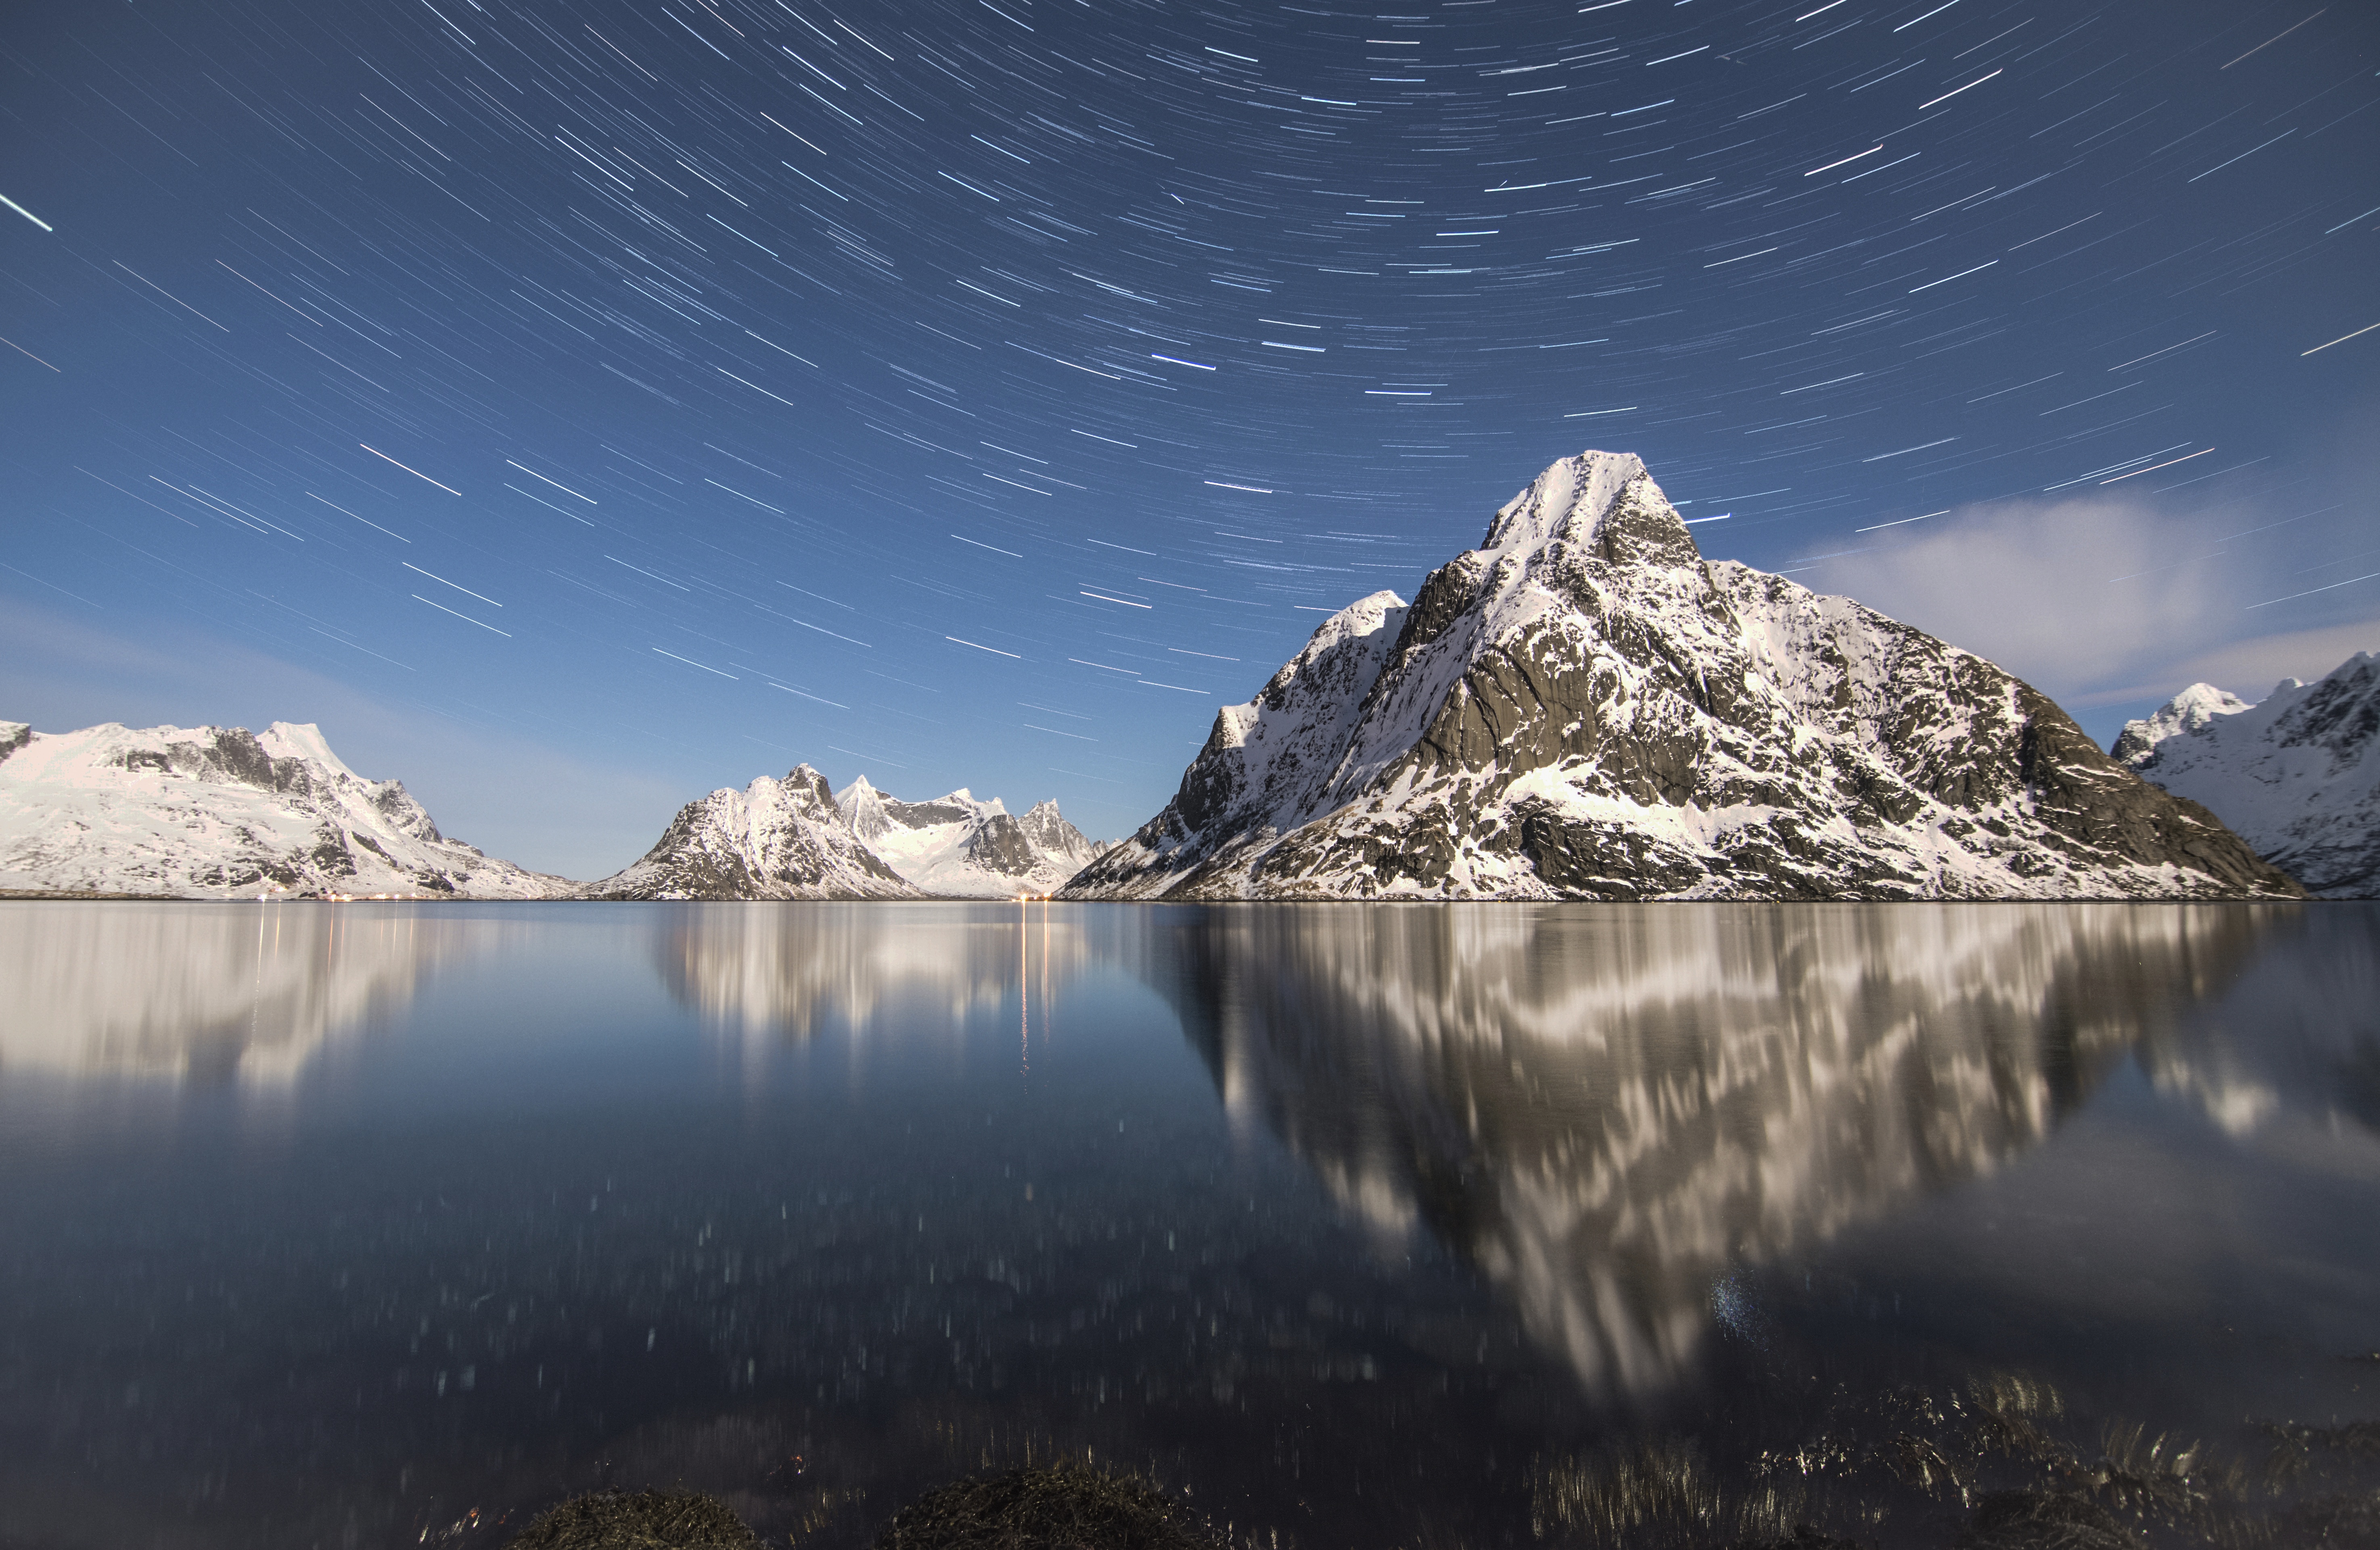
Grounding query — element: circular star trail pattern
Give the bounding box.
[0,0,2372,859]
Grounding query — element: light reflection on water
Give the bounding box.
[0,899,2373,1548]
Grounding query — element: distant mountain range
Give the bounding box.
[0,718,573,899]
[1063,450,2301,901]
[2113,652,2378,898]
[833,775,1101,897]
[584,767,1100,900]
[0,717,1097,901]
[4,450,2364,901]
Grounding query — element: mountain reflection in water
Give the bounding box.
[1141,903,2288,1397]
[0,898,2372,1549]
[0,901,470,1087]
[655,901,1090,1045]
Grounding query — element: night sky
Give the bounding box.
[2,0,2373,876]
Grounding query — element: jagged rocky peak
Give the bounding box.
[2114,651,2379,897]
[1017,798,1095,866]
[587,763,919,902]
[831,774,1094,896]
[1481,448,1696,570]
[1064,448,2299,902]
[0,718,570,898]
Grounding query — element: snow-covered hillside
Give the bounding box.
[833,775,1097,896]
[584,765,921,901]
[2114,652,2379,897]
[0,719,572,899]
[1063,450,2298,902]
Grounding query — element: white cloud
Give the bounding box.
[1810,480,2378,715]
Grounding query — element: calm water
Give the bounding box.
[1,901,2376,1549]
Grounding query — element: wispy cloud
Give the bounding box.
[1814,467,2377,717]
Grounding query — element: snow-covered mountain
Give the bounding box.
[2113,651,2379,897]
[584,765,921,900]
[1063,449,2298,902]
[0,719,571,899]
[833,775,1098,896]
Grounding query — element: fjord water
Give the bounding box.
[1,902,2374,1548]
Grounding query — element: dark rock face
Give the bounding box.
[963,813,1039,877]
[1064,450,2300,902]
[585,764,920,901]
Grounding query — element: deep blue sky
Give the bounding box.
[2,0,2373,876]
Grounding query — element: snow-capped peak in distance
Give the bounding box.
[2114,651,2379,897]
[0,718,572,898]
[2110,683,2255,765]
[586,764,919,901]
[1064,448,2300,902]
[830,775,1095,897]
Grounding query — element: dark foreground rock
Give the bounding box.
[1953,1490,2142,1550]
[502,1468,1223,1550]
[872,1465,1228,1550]
[503,1487,761,1549]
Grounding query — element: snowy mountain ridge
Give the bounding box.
[0,718,571,899]
[0,713,1106,903]
[2114,652,2380,897]
[585,767,1100,901]
[584,764,921,901]
[1063,449,2299,902]
[832,774,1099,897]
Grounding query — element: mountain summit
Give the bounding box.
[2115,652,2379,897]
[586,765,920,901]
[1063,450,2298,901]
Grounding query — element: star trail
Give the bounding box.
[1,0,2372,871]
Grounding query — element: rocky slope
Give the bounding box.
[2114,651,2378,896]
[584,765,922,901]
[1062,450,2300,902]
[833,775,1098,897]
[0,719,572,898]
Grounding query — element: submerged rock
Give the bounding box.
[1954,1490,2142,1550]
